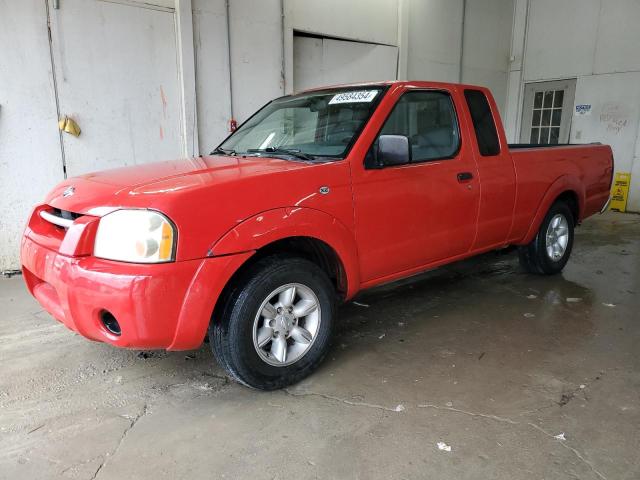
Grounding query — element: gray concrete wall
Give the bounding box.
[4,0,639,270]
[461,0,514,115]
[0,1,65,271]
[192,0,231,154]
[505,0,640,211]
[406,0,464,82]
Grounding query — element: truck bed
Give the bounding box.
[507,143,613,242]
[508,143,601,149]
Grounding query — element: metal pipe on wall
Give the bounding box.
[225,0,234,124]
[280,0,286,93]
[515,0,531,142]
[459,0,466,83]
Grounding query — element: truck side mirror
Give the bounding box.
[377,135,410,167]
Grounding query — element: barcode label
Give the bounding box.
[328,90,378,104]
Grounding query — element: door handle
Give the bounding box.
[457,172,473,182]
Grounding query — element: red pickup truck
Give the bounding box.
[22,81,613,389]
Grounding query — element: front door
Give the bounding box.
[520,79,576,145]
[352,88,480,283]
[48,0,185,176]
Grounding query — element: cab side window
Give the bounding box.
[370,91,460,167]
[464,89,500,156]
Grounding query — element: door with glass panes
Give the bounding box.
[520,79,576,145]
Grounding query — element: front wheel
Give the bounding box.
[518,201,575,275]
[209,255,336,390]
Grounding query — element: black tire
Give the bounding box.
[209,255,336,390]
[518,201,574,275]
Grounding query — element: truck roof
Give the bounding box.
[296,80,490,95]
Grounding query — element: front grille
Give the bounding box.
[39,208,83,229]
[52,208,82,221]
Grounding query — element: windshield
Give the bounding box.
[217,87,385,160]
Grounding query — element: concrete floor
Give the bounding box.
[1,212,638,480]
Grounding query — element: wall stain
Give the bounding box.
[160,85,168,119]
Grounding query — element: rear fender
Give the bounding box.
[211,207,360,299]
[521,175,585,244]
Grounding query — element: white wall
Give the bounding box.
[293,36,398,91]
[0,0,526,270]
[524,0,600,80]
[193,0,283,149]
[503,0,527,142]
[403,0,513,114]
[229,0,284,123]
[572,72,640,174]
[0,1,65,271]
[284,0,401,94]
[461,0,514,115]
[286,0,399,46]
[505,0,640,211]
[406,0,464,82]
[192,0,231,152]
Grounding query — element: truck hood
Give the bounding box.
[44,154,352,261]
[46,155,320,214]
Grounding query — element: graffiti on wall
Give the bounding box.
[599,103,630,135]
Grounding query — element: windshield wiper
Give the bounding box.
[246,147,316,161]
[211,147,236,155]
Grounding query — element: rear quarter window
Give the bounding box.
[464,90,500,156]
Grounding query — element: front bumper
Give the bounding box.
[21,234,252,350]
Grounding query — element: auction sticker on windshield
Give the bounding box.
[329,90,378,104]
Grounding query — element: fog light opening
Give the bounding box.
[100,311,121,336]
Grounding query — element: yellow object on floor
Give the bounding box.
[610,172,631,212]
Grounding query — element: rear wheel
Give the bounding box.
[518,201,574,275]
[209,255,335,390]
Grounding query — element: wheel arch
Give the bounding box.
[210,207,360,301]
[555,190,580,225]
[521,176,585,245]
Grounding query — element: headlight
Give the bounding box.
[94,210,175,263]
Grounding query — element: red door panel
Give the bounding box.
[461,89,517,249]
[350,87,480,283]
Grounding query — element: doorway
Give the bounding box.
[520,79,576,145]
[47,0,187,177]
[293,33,398,93]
